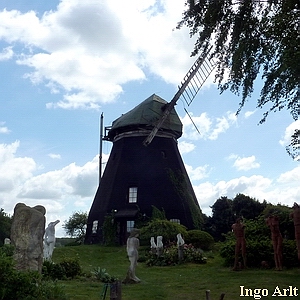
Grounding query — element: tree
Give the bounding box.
[286,129,300,161]
[209,196,234,241]
[232,193,266,220]
[63,211,88,243]
[178,1,300,148]
[0,208,12,246]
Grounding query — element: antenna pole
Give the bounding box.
[99,113,104,185]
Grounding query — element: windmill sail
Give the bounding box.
[143,47,215,146]
[181,50,216,106]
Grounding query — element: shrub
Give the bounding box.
[92,267,118,283]
[140,219,188,245]
[102,215,118,246]
[0,252,68,300]
[35,281,68,300]
[145,244,207,266]
[282,239,298,268]
[186,230,214,250]
[59,257,82,278]
[43,256,82,280]
[219,233,298,268]
[0,244,14,257]
[42,260,65,280]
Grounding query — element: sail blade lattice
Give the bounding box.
[180,50,216,107]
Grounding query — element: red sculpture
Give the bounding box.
[232,218,247,270]
[266,215,283,270]
[290,202,300,262]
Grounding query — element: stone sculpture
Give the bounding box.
[123,228,140,284]
[290,202,300,262]
[266,215,283,270]
[10,203,46,273]
[177,233,185,261]
[232,218,247,270]
[156,235,163,257]
[150,236,156,254]
[177,233,185,246]
[44,219,60,260]
[4,238,11,245]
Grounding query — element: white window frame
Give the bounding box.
[127,220,135,233]
[170,219,180,224]
[128,187,138,203]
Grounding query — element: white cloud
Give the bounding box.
[209,112,237,140]
[279,120,300,146]
[185,164,210,181]
[277,165,300,184]
[0,0,200,109]
[178,141,195,154]
[0,141,36,193]
[0,46,13,61]
[182,111,236,141]
[244,110,256,118]
[229,154,260,171]
[48,153,61,159]
[193,173,300,216]
[18,156,99,199]
[0,141,100,236]
[0,122,11,134]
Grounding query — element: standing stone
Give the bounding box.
[10,203,46,273]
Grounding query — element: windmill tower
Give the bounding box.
[85,50,215,245]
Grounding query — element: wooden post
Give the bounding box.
[110,281,122,300]
[219,293,225,300]
[205,290,211,300]
[178,245,184,261]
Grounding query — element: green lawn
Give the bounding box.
[52,245,300,300]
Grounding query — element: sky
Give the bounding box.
[0,0,299,237]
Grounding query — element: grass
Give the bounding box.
[52,245,300,300]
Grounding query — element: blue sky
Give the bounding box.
[0,0,299,237]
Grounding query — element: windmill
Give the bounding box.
[85,48,216,245]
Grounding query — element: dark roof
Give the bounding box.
[107,94,182,140]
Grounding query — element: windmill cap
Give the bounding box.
[107,94,182,140]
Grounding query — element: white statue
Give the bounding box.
[157,236,163,248]
[177,233,185,246]
[150,236,156,248]
[4,238,11,245]
[156,236,163,257]
[123,228,140,284]
[43,220,60,260]
[177,233,185,261]
[150,236,156,254]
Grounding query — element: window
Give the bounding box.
[170,219,180,224]
[128,187,138,203]
[127,220,135,233]
[92,220,98,234]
